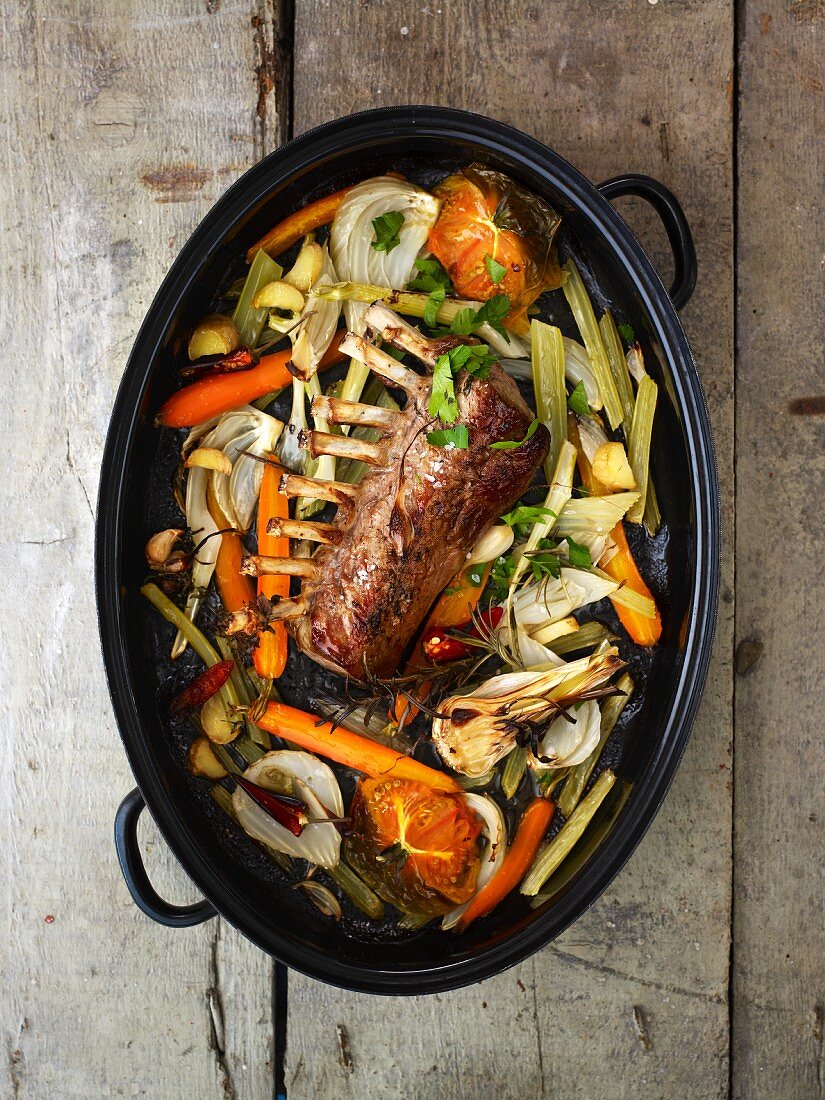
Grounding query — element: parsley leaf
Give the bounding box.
[371,210,405,253]
[565,537,592,569]
[485,254,507,284]
[490,554,516,600]
[408,257,453,293]
[423,284,446,328]
[617,321,635,345]
[490,418,540,450]
[567,380,591,416]
[500,504,557,535]
[464,565,485,587]
[527,549,562,582]
[428,353,460,424]
[426,425,469,449]
[448,293,511,341]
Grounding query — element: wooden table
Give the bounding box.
[1,2,821,1097]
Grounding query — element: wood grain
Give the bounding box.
[289,1,735,1094]
[733,2,825,1096]
[0,3,284,1097]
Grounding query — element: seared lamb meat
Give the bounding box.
[242,305,549,680]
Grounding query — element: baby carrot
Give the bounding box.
[602,522,662,646]
[456,797,555,930]
[257,702,461,793]
[252,459,289,691]
[157,331,345,429]
[245,187,351,263]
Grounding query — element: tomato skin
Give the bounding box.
[345,778,483,917]
[427,165,563,331]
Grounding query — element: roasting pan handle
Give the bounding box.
[115,788,217,927]
[597,175,697,310]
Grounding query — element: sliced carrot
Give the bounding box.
[157,330,346,429]
[603,522,662,646]
[392,560,493,728]
[253,458,289,682]
[257,702,461,792]
[456,796,555,930]
[246,187,351,263]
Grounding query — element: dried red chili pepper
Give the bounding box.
[422,606,504,663]
[179,347,255,381]
[171,659,234,716]
[233,774,309,837]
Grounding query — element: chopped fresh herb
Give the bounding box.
[423,284,446,328]
[371,210,405,253]
[500,504,557,537]
[465,566,485,587]
[567,380,591,416]
[485,254,507,284]
[490,554,516,600]
[442,585,460,597]
[617,321,635,345]
[428,353,460,424]
[565,537,593,569]
[526,547,562,582]
[408,257,453,292]
[448,293,511,341]
[490,418,540,451]
[383,345,405,361]
[426,425,469,449]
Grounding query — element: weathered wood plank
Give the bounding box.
[0,3,285,1097]
[733,2,825,1097]
[288,2,734,1095]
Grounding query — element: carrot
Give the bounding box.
[214,530,256,614]
[257,701,461,793]
[457,797,555,930]
[569,413,661,646]
[602,522,662,646]
[156,330,346,428]
[392,560,493,728]
[252,458,289,685]
[246,187,351,264]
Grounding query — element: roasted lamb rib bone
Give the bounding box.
[267,517,342,545]
[278,307,551,681]
[363,301,469,367]
[299,428,385,466]
[240,555,317,580]
[278,472,356,507]
[310,394,402,433]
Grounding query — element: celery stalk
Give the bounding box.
[531,320,567,481]
[626,376,658,523]
[509,441,577,593]
[562,261,624,429]
[590,568,657,618]
[313,282,528,358]
[520,769,617,895]
[500,746,528,800]
[141,584,238,711]
[233,249,282,349]
[644,480,662,537]
[545,620,616,657]
[326,861,385,921]
[558,674,633,817]
[599,310,636,426]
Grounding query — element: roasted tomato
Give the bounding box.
[427,164,563,333]
[345,777,483,916]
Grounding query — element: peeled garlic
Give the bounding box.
[188,314,240,361]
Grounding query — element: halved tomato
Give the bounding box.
[427,165,563,333]
[345,777,483,917]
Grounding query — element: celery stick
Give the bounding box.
[326,861,385,921]
[545,620,616,656]
[456,769,498,790]
[531,320,567,481]
[509,441,576,593]
[558,674,633,817]
[644,480,662,536]
[501,746,528,800]
[211,784,238,816]
[626,376,658,523]
[520,769,617,895]
[589,568,657,618]
[210,744,242,776]
[233,249,282,349]
[599,310,636,426]
[562,261,624,429]
[398,911,432,931]
[141,584,238,711]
